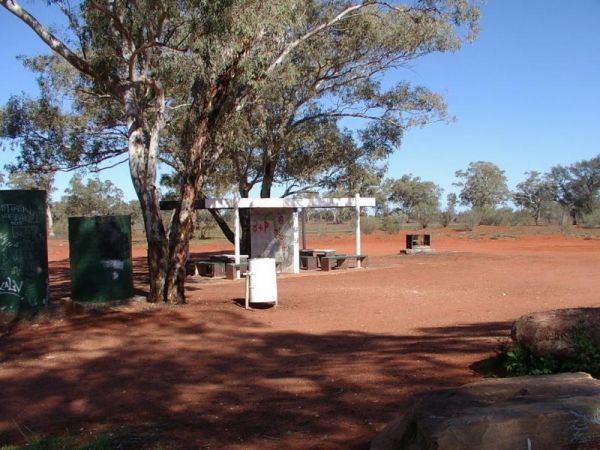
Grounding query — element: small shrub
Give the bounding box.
[582,210,600,229]
[478,207,516,226]
[459,210,482,231]
[194,210,217,239]
[563,327,600,376]
[510,210,535,226]
[498,326,600,378]
[499,341,560,376]
[380,214,403,234]
[360,216,378,235]
[560,222,573,236]
[412,204,439,229]
[439,211,454,228]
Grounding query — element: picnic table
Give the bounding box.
[186,254,248,278]
[300,248,336,270]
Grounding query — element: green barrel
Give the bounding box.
[0,190,49,313]
[69,215,134,302]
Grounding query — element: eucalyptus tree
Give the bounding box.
[549,155,600,224]
[0,63,123,237]
[223,1,480,182]
[2,0,480,304]
[208,0,479,246]
[513,171,555,225]
[60,173,126,217]
[0,56,126,173]
[454,161,509,209]
[387,174,441,228]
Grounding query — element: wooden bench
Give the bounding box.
[320,254,368,271]
[186,260,226,278]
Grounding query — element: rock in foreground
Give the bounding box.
[371,373,600,450]
[512,308,600,357]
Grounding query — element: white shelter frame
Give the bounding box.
[161,195,376,279]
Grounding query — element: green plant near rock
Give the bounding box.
[499,341,561,376]
[499,326,600,378]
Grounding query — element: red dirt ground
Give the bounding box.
[1,227,600,449]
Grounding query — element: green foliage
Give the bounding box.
[565,328,600,376]
[7,171,55,196]
[549,155,600,224]
[478,207,515,226]
[457,207,534,228]
[440,193,457,228]
[194,210,217,239]
[458,209,482,231]
[387,174,441,228]
[210,0,480,214]
[513,171,556,225]
[380,214,404,234]
[454,161,509,209]
[499,327,600,378]
[360,216,378,235]
[0,75,125,174]
[61,173,126,217]
[412,203,439,229]
[509,209,536,226]
[581,209,600,228]
[388,174,441,212]
[500,341,560,376]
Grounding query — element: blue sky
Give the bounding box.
[1,0,599,203]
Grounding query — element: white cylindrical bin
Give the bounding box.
[248,258,278,305]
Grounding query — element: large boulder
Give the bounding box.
[512,308,600,357]
[371,373,600,450]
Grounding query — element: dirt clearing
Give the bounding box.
[1,227,600,449]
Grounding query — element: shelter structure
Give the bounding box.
[160,195,376,279]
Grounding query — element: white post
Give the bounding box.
[301,208,307,249]
[293,209,300,273]
[355,193,361,268]
[234,207,241,279]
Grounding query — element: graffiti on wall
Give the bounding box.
[0,191,48,312]
[250,208,294,272]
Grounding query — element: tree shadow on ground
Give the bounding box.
[48,256,152,301]
[0,308,511,449]
[49,249,262,302]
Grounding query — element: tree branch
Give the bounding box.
[2,0,95,79]
[266,2,371,75]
